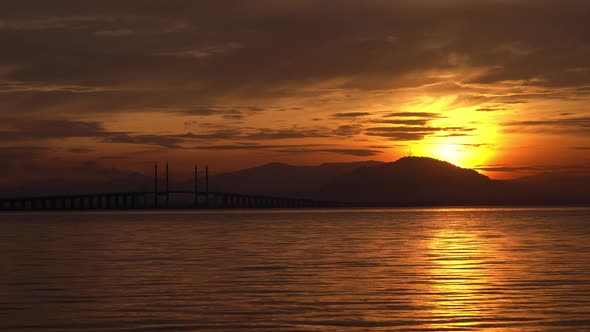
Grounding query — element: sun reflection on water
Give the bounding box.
[426,227,503,329]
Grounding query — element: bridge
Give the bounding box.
[0,191,334,210]
[0,163,342,211]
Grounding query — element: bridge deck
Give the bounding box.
[0,191,338,210]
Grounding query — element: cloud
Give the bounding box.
[474,165,542,172]
[364,125,474,141]
[1,2,589,95]
[155,42,241,58]
[187,143,382,156]
[0,0,588,123]
[101,133,184,148]
[273,148,382,157]
[333,124,363,136]
[0,146,49,158]
[364,131,429,141]
[175,129,242,140]
[383,112,442,118]
[166,106,281,120]
[0,16,140,30]
[188,143,326,151]
[0,15,188,35]
[67,147,94,153]
[94,29,138,36]
[475,105,508,112]
[501,116,590,135]
[0,81,116,93]
[0,0,589,184]
[0,118,107,140]
[367,111,446,133]
[502,117,590,127]
[97,125,362,149]
[474,163,590,173]
[0,117,368,151]
[435,132,473,138]
[331,112,371,118]
[239,128,330,140]
[372,119,431,126]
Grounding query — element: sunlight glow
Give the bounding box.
[392,96,502,170]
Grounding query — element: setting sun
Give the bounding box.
[432,143,465,166]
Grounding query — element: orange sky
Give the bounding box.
[1,0,590,187]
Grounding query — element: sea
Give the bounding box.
[1,207,590,331]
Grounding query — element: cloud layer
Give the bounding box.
[1,0,590,185]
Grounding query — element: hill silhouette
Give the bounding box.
[206,160,384,197]
[313,157,492,204]
[209,156,590,205]
[2,157,589,205]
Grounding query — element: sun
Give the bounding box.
[423,140,495,170]
[433,144,465,167]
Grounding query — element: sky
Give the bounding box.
[1,0,590,187]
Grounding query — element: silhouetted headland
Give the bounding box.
[1,157,589,209]
[208,156,590,205]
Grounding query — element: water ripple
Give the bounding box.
[1,207,590,331]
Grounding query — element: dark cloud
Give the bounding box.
[101,133,184,148]
[474,165,542,172]
[460,143,494,148]
[372,119,431,126]
[334,124,363,136]
[188,143,327,151]
[164,105,302,120]
[187,143,380,156]
[475,162,590,173]
[369,111,444,130]
[274,107,304,112]
[502,117,590,127]
[501,116,590,135]
[364,125,475,141]
[239,128,330,140]
[1,0,588,116]
[368,144,398,149]
[273,148,381,157]
[0,146,49,159]
[102,125,352,148]
[176,130,243,140]
[0,118,107,140]
[476,105,508,112]
[383,112,442,118]
[0,119,366,151]
[320,148,381,157]
[364,131,429,141]
[436,133,472,138]
[0,0,589,184]
[170,106,265,118]
[332,112,371,118]
[67,147,94,153]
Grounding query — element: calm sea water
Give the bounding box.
[2,207,590,331]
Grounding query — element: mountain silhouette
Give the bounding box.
[506,171,590,205]
[2,157,589,205]
[208,156,590,205]
[312,157,493,204]
[207,160,384,197]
